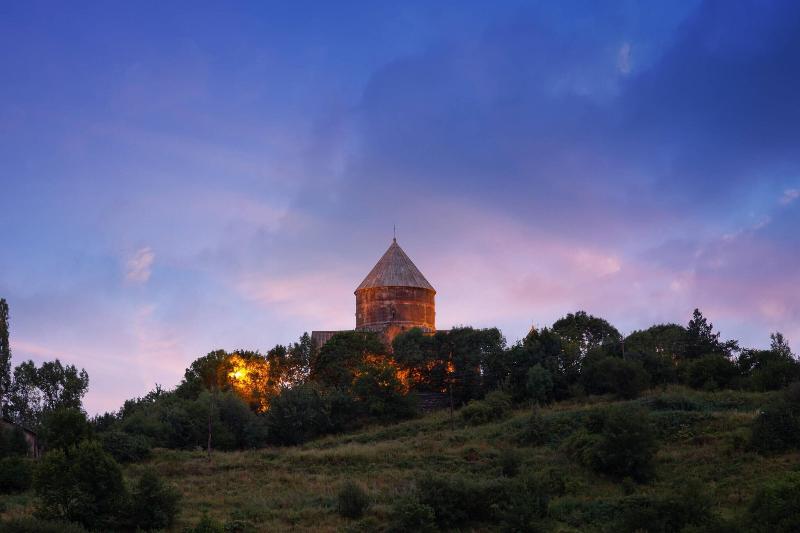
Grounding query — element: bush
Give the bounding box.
[127,469,181,530]
[563,406,658,482]
[34,441,126,529]
[388,494,437,533]
[499,448,522,477]
[0,517,88,532]
[185,513,225,532]
[494,474,551,532]
[614,480,717,532]
[520,410,550,446]
[460,391,512,426]
[750,384,800,454]
[99,430,151,463]
[415,474,501,528]
[337,481,370,519]
[746,472,800,533]
[0,456,33,493]
[582,356,650,399]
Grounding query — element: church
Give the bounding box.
[311,238,436,348]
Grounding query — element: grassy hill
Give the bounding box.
[2,386,797,532]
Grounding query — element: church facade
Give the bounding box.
[311,238,436,348]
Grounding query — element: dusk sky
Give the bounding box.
[2,1,800,414]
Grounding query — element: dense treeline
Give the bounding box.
[3,294,800,530]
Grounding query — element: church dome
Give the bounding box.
[355,239,435,342]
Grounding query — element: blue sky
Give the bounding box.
[2,1,799,413]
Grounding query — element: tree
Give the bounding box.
[40,408,89,452]
[770,332,794,360]
[685,308,738,359]
[6,360,89,428]
[311,331,386,388]
[526,365,554,405]
[552,311,622,358]
[0,298,10,414]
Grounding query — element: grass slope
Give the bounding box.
[2,386,798,531]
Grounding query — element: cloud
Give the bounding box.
[780,189,799,205]
[617,42,632,75]
[125,247,155,284]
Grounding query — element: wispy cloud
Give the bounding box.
[780,189,800,205]
[617,42,632,75]
[125,247,155,284]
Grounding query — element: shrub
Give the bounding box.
[564,406,657,482]
[127,469,181,530]
[746,472,800,533]
[499,448,522,477]
[750,384,800,454]
[99,430,151,463]
[460,391,512,426]
[415,474,501,528]
[185,513,225,532]
[494,474,551,532]
[0,517,88,532]
[526,364,555,404]
[34,441,126,529]
[0,456,33,493]
[582,356,650,399]
[520,410,550,446]
[388,494,437,533]
[614,480,717,532]
[337,481,370,519]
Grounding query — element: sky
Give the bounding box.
[2,0,800,414]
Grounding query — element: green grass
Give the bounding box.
[1,386,796,531]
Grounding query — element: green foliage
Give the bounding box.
[685,308,739,359]
[99,430,151,463]
[0,298,11,413]
[388,494,437,533]
[582,356,650,399]
[7,359,89,428]
[0,424,30,457]
[526,364,554,404]
[127,469,181,530]
[685,354,739,390]
[520,409,550,446]
[40,407,89,452]
[337,481,370,519]
[265,383,347,445]
[499,447,522,477]
[613,480,718,533]
[0,517,88,533]
[312,331,387,388]
[34,441,126,529]
[563,406,657,482]
[750,383,800,454]
[460,391,512,425]
[184,513,225,532]
[746,472,800,533]
[350,361,416,421]
[0,456,32,493]
[493,474,551,532]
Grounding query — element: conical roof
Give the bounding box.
[356,239,435,292]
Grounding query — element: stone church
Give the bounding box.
[311,238,436,348]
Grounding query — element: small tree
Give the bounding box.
[0,298,11,414]
[127,469,181,530]
[746,472,800,533]
[34,441,126,529]
[40,407,89,452]
[526,364,554,405]
[337,481,370,519]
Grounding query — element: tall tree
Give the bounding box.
[685,308,738,359]
[770,332,794,360]
[0,298,11,413]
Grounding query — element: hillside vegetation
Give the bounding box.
[3,386,795,532]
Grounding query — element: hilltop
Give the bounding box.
[3,385,792,531]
